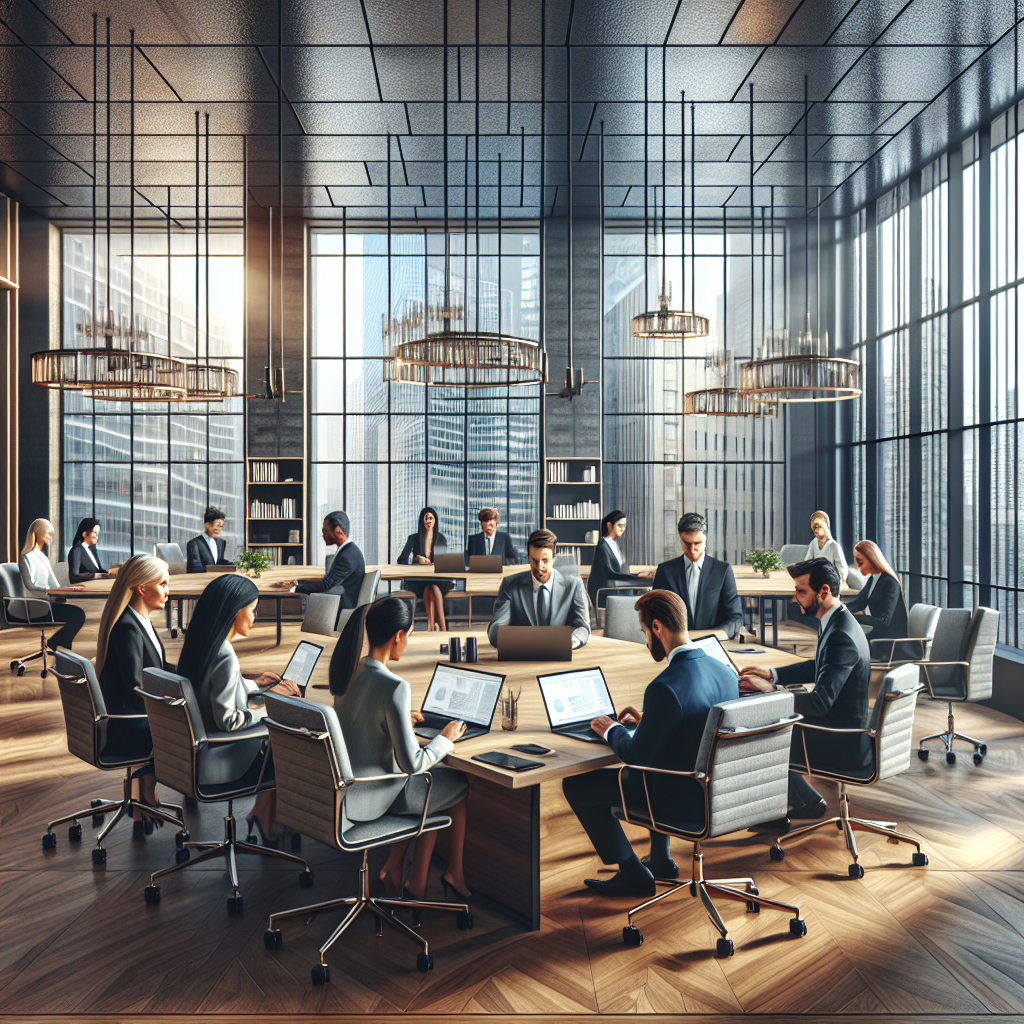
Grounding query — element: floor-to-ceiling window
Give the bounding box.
[61,231,245,564]
[309,228,541,568]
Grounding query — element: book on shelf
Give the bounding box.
[249,497,298,519]
[550,500,599,520]
[546,460,600,483]
[251,461,280,483]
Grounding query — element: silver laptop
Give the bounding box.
[281,640,323,695]
[691,635,740,676]
[414,662,506,741]
[469,554,503,573]
[433,553,466,573]
[537,666,619,743]
[496,625,573,662]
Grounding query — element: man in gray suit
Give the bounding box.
[486,529,591,649]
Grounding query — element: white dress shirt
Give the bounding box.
[605,536,623,566]
[685,553,705,612]
[127,603,162,656]
[82,544,100,568]
[205,534,219,563]
[20,547,59,599]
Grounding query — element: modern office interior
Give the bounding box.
[0,0,1022,1020]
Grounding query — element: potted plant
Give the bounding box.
[235,549,272,579]
[747,549,784,578]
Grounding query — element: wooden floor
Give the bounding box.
[2,602,1023,1021]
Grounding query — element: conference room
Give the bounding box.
[1,1,1022,1021]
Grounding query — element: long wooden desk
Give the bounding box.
[252,628,804,930]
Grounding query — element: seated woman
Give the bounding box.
[398,506,452,632]
[331,596,471,904]
[18,518,85,651]
[67,517,122,584]
[791,511,850,626]
[176,574,300,845]
[586,509,653,610]
[847,540,909,651]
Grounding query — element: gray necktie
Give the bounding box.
[537,584,550,626]
[687,560,700,615]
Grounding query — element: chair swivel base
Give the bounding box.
[769,783,928,877]
[621,845,806,957]
[263,849,471,982]
[10,631,50,679]
[143,799,311,914]
[918,704,987,765]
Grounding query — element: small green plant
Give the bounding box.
[747,548,784,577]
[235,549,272,578]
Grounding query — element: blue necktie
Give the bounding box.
[537,584,550,626]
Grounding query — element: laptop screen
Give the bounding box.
[537,667,615,728]
[421,663,505,727]
[692,635,739,675]
[282,640,323,694]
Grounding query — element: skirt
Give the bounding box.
[387,765,469,816]
[403,578,455,598]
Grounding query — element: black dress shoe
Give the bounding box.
[641,855,679,879]
[749,817,792,836]
[788,796,827,820]
[583,869,656,898]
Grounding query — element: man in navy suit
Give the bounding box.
[185,506,235,573]
[465,508,519,564]
[273,510,366,609]
[652,512,743,638]
[562,590,738,897]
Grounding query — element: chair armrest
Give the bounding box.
[2,593,53,622]
[105,713,151,722]
[614,764,706,832]
[919,661,970,697]
[719,714,802,738]
[868,636,932,664]
[206,727,268,744]
[135,687,186,707]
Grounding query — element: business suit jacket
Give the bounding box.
[68,543,107,583]
[195,640,267,733]
[845,572,908,641]
[295,541,366,608]
[398,532,448,564]
[98,609,172,715]
[186,534,234,574]
[652,554,744,636]
[466,530,518,565]
[586,537,647,607]
[486,567,591,648]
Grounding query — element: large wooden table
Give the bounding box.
[254,628,803,931]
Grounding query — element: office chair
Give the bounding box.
[43,649,184,863]
[778,544,806,566]
[768,664,928,877]
[261,693,471,982]
[301,594,342,637]
[918,606,999,765]
[615,691,806,958]
[603,595,647,644]
[594,585,650,629]
[137,667,312,915]
[868,602,940,666]
[335,568,383,632]
[1,561,54,678]
[54,561,71,587]
[153,543,187,637]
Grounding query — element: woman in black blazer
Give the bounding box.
[67,517,121,583]
[847,540,909,647]
[399,506,452,631]
[586,510,654,610]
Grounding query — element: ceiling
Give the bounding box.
[0,0,1020,224]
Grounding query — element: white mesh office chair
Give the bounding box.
[868,602,940,666]
[301,594,342,637]
[778,544,806,566]
[336,568,383,632]
[1,561,55,678]
[603,595,647,644]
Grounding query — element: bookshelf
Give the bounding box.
[544,456,602,566]
[245,457,306,567]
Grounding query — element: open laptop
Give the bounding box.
[414,662,506,741]
[204,564,236,573]
[496,625,574,662]
[691,634,740,676]
[468,554,503,573]
[433,553,467,574]
[537,666,623,743]
[281,639,323,695]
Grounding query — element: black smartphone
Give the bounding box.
[728,647,762,653]
[511,743,553,756]
[472,751,544,772]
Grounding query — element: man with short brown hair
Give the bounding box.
[466,507,519,564]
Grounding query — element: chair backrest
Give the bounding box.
[603,595,646,645]
[845,567,867,591]
[325,553,335,572]
[869,663,922,781]
[0,561,49,623]
[694,690,796,839]
[779,544,806,566]
[154,543,187,575]
[53,561,71,587]
[907,603,941,644]
[264,693,354,849]
[924,608,973,695]
[963,606,999,702]
[356,568,382,606]
[53,648,105,766]
[139,667,206,798]
[553,556,580,578]
[301,593,342,637]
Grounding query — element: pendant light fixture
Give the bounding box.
[741,75,860,403]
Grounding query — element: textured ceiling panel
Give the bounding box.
[878,0,1015,46]
[666,0,744,45]
[739,46,865,102]
[567,0,679,45]
[0,44,84,101]
[363,0,444,45]
[147,47,278,102]
[570,47,647,102]
[284,0,369,45]
[828,0,914,45]
[664,47,762,102]
[282,47,379,102]
[721,0,803,45]
[776,0,860,45]
[294,101,408,134]
[829,45,987,102]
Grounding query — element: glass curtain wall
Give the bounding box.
[309,229,541,568]
[603,223,787,565]
[61,231,245,564]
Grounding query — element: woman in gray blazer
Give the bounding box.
[331,596,471,904]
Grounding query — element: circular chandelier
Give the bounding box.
[632,285,710,339]
[32,348,188,401]
[393,331,543,388]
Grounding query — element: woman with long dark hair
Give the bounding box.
[398,506,452,631]
[176,573,300,843]
[586,509,653,610]
[67,517,121,583]
[331,596,471,904]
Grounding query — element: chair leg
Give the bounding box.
[320,901,369,960]
[234,839,309,869]
[45,799,122,833]
[918,703,987,763]
[152,841,229,881]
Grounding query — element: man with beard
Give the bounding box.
[739,557,871,822]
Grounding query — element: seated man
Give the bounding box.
[739,557,871,823]
[562,590,738,896]
[185,506,235,573]
[652,512,743,638]
[273,510,366,609]
[466,508,519,564]
[486,528,590,649]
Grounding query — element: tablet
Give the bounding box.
[282,640,324,694]
[472,751,544,772]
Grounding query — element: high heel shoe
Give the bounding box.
[442,876,473,903]
[245,813,280,849]
[402,885,423,927]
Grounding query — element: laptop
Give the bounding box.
[496,625,574,662]
[204,564,236,573]
[691,635,740,676]
[537,666,622,743]
[469,554,503,573]
[414,662,506,741]
[281,639,324,695]
[433,553,467,573]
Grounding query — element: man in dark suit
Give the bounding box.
[273,510,366,609]
[651,512,743,638]
[740,557,871,822]
[562,590,738,896]
[185,506,235,573]
[466,508,519,564]
[486,528,590,649]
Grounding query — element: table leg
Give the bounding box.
[276,598,282,646]
[757,596,767,646]
[772,596,779,648]
[467,594,473,627]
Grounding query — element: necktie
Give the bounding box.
[486,535,492,555]
[537,584,550,626]
[687,561,700,616]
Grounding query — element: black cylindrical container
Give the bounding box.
[465,637,477,663]
[448,637,461,662]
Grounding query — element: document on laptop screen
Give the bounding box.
[692,635,739,675]
[421,665,504,726]
[538,668,614,727]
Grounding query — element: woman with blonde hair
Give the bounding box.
[847,540,909,644]
[18,518,86,650]
[803,511,849,581]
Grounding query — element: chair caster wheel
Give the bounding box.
[456,910,473,930]
[848,863,864,879]
[227,895,243,916]
[170,628,178,639]
[289,833,302,852]
[748,885,759,896]
[311,963,330,985]
[299,870,314,888]
[979,743,987,754]
[912,852,928,866]
[42,831,56,850]
[946,751,956,764]
[16,665,25,677]
[769,845,785,861]
[917,749,929,761]
[416,952,434,973]
[264,929,283,952]
[41,668,47,679]
[68,823,82,842]
[973,752,983,766]
[90,800,105,827]
[10,660,18,673]
[133,820,146,840]
[623,925,643,947]
[144,884,161,905]
[716,937,734,958]
[92,847,107,866]
[789,917,807,937]
[175,829,189,849]
[175,848,190,864]
[836,820,844,830]
[747,900,761,914]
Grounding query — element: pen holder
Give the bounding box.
[500,688,520,731]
